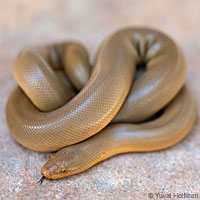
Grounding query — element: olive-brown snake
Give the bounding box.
[6,27,196,179]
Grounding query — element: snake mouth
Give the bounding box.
[41,170,69,179]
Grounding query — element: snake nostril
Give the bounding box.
[41,166,49,177]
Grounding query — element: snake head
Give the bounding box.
[41,145,91,179]
[41,153,71,179]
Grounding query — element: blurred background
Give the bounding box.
[0,0,200,199]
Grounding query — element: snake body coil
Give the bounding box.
[6,28,196,179]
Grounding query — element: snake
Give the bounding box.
[6,27,196,180]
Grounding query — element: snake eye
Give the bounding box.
[61,169,66,173]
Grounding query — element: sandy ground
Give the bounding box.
[0,0,200,199]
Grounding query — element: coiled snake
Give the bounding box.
[6,27,196,179]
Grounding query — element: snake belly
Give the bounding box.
[6,27,196,179]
